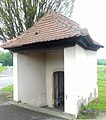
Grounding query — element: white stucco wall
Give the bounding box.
[13,52,47,106]
[46,49,64,107]
[14,45,97,117]
[14,49,64,107]
[64,45,97,116]
[13,53,19,101]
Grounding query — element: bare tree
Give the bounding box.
[0,0,75,42]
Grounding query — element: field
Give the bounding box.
[77,65,106,119]
[85,65,106,110]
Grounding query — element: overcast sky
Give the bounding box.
[71,0,106,58]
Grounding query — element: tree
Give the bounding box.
[0,51,5,65]
[0,51,13,66]
[4,52,13,66]
[0,0,75,42]
[97,59,106,65]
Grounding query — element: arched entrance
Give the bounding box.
[53,71,64,111]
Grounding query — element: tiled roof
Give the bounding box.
[1,11,83,49]
[1,11,102,49]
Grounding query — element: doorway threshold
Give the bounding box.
[41,106,63,112]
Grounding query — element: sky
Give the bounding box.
[71,0,106,58]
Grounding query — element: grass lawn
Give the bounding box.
[0,84,13,93]
[0,66,8,73]
[84,65,106,110]
[77,65,106,119]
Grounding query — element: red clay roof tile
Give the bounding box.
[1,11,82,49]
[1,11,102,49]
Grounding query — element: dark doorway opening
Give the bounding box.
[53,71,64,111]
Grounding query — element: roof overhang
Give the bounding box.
[6,35,103,53]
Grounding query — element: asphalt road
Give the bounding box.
[0,76,13,89]
[0,67,13,89]
[0,105,65,120]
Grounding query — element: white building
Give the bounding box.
[1,11,103,117]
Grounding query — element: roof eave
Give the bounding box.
[76,35,103,51]
[7,37,78,53]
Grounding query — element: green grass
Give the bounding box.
[0,66,8,73]
[77,65,106,119]
[0,84,13,93]
[84,65,106,110]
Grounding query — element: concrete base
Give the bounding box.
[11,101,75,120]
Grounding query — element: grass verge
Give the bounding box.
[0,84,13,93]
[0,66,8,73]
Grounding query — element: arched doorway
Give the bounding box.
[53,71,64,111]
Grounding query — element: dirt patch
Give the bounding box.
[0,92,13,104]
[97,111,106,120]
[77,109,106,119]
[77,108,98,119]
